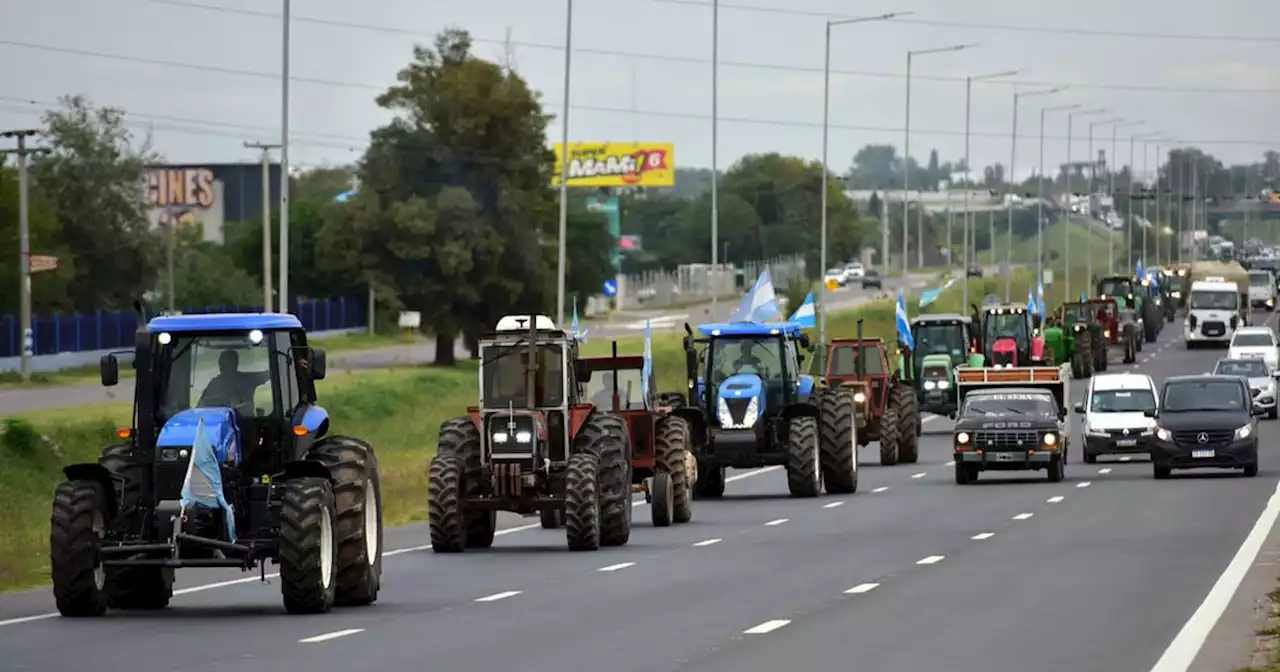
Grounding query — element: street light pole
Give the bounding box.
[903,42,977,274]
[278,0,291,314]
[555,0,574,326]
[820,11,911,344]
[1064,108,1105,302]
[1127,130,1159,270]
[963,69,1018,309]
[1109,120,1144,273]
[1037,103,1080,292]
[1005,86,1063,301]
[710,0,718,313]
[1087,117,1123,290]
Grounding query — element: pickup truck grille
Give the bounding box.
[971,431,1039,451]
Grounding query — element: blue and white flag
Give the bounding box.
[895,291,915,350]
[729,269,782,323]
[1081,291,1088,302]
[1027,285,1037,314]
[1035,279,1046,318]
[917,277,957,308]
[788,291,816,328]
[180,417,237,542]
[1136,260,1145,282]
[570,297,588,342]
[642,318,652,400]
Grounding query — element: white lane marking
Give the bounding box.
[911,472,927,479]
[1149,480,1280,672]
[1047,496,1065,503]
[764,518,789,526]
[917,555,945,565]
[844,583,880,594]
[823,501,845,509]
[475,590,522,602]
[872,486,889,493]
[1120,456,1132,462]
[1013,513,1034,520]
[299,629,364,643]
[1099,468,1113,474]
[0,465,791,628]
[598,562,636,572]
[923,415,939,423]
[744,619,792,634]
[945,460,956,466]
[971,532,995,540]
[693,538,722,547]
[1077,481,1093,488]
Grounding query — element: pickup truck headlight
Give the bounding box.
[1043,432,1058,447]
[1155,427,1172,441]
[1235,424,1253,440]
[956,432,970,444]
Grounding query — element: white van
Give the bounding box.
[1185,279,1241,348]
[1247,269,1277,311]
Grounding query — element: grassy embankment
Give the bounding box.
[1237,582,1280,671]
[0,265,1099,592]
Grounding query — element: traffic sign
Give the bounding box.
[824,277,840,292]
[28,254,57,273]
[602,279,618,297]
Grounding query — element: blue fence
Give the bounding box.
[0,294,369,358]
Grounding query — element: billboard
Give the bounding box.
[140,163,281,245]
[552,142,675,188]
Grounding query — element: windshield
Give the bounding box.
[961,392,1057,417]
[1215,359,1271,377]
[1189,290,1238,310]
[1062,304,1093,324]
[1249,271,1272,286]
[1090,389,1156,413]
[829,343,885,376]
[1098,278,1134,297]
[1162,381,1248,412]
[1232,332,1275,347]
[481,343,565,408]
[710,336,784,385]
[157,333,276,419]
[983,313,1028,343]
[1167,276,1187,291]
[583,366,649,411]
[913,323,967,364]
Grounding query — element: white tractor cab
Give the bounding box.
[1185,279,1244,348]
[1248,269,1277,311]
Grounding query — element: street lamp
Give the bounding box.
[1108,120,1144,273]
[279,0,291,313]
[820,11,912,345]
[555,0,574,325]
[1036,103,1080,290]
[962,69,1018,309]
[902,42,978,275]
[1004,86,1063,301]
[1136,133,1167,265]
[1086,117,1122,286]
[1063,107,1105,302]
[1127,130,1160,271]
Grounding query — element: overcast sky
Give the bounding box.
[1,0,1276,183]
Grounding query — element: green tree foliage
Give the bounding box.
[0,165,74,316]
[157,223,260,309]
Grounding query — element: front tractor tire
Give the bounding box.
[564,452,602,551]
[655,415,695,523]
[892,384,920,464]
[435,418,495,549]
[574,412,632,547]
[785,416,822,497]
[428,455,467,552]
[818,389,858,494]
[308,435,384,606]
[278,477,339,614]
[879,402,902,466]
[50,480,109,617]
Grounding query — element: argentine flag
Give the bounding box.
[729,269,782,323]
[1035,279,1046,318]
[788,292,816,328]
[570,297,588,342]
[180,417,237,542]
[1081,291,1088,302]
[641,318,652,400]
[1027,285,1036,314]
[895,291,915,350]
[1136,260,1145,282]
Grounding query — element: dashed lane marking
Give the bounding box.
[872,486,889,493]
[911,472,927,479]
[744,619,792,634]
[475,591,522,602]
[1099,468,1113,474]
[693,538,722,547]
[1047,496,1065,503]
[1120,456,1132,462]
[598,562,636,572]
[764,518,789,526]
[1077,481,1093,488]
[917,555,946,565]
[1013,513,1034,520]
[299,629,364,644]
[945,460,956,466]
[844,583,881,594]
[972,532,995,540]
[823,501,845,509]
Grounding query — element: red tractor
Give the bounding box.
[821,319,919,466]
[576,343,698,527]
[969,303,1054,367]
[1086,297,1140,364]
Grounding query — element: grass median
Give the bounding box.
[0,268,1056,592]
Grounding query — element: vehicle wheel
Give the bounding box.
[1153,464,1171,479]
[50,480,109,617]
[954,462,978,485]
[106,566,173,610]
[879,405,902,466]
[785,416,822,497]
[1097,349,1108,371]
[894,385,920,464]
[574,412,632,547]
[817,388,858,494]
[650,473,674,527]
[1084,449,1097,464]
[564,452,601,551]
[98,443,145,521]
[1071,355,1083,379]
[1269,408,1277,420]
[427,455,466,552]
[278,477,338,614]
[694,461,725,498]
[540,509,563,529]
[308,435,384,605]
[435,419,495,548]
[1245,462,1259,477]
[655,416,694,523]
[1047,455,1065,483]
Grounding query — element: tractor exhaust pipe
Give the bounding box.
[856,318,865,379]
[525,313,537,409]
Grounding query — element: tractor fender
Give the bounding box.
[781,401,820,421]
[281,459,334,483]
[670,407,708,447]
[62,462,119,520]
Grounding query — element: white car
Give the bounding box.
[1075,373,1160,463]
[842,262,865,281]
[1213,357,1278,419]
[1247,270,1277,311]
[1228,326,1279,371]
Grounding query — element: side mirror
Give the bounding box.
[574,359,592,383]
[1143,409,1157,418]
[799,334,811,350]
[1073,402,1085,414]
[310,347,327,381]
[100,354,119,387]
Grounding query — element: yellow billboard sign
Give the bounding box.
[552,142,675,188]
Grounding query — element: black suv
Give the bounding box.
[1146,375,1261,479]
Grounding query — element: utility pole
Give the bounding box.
[279,0,292,314]
[245,142,280,312]
[1,130,50,382]
[963,69,1018,309]
[710,0,718,314]
[555,0,574,325]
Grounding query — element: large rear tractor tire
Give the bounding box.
[818,389,858,494]
[655,416,694,523]
[106,566,173,610]
[278,477,338,614]
[564,452,602,551]
[879,404,902,466]
[308,435,384,606]
[785,416,822,497]
[50,480,109,617]
[434,419,495,549]
[891,385,919,464]
[427,455,466,552]
[657,392,687,409]
[98,443,145,522]
[574,412,632,547]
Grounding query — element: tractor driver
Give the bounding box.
[198,349,271,411]
[733,340,764,372]
[592,371,620,411]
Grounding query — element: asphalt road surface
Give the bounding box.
[3,310,1280,672]
[0,272,939,415]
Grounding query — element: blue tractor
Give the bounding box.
[669,321,858,498]
[49,306,383,616]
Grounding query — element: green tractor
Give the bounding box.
[1096,275,1158,345]
[1044,302,1107,378]
[906,314,981,418]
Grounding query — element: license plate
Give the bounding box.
[1116,439,1138,447]
[994,452,1019,462]
[1192,449,1215,459]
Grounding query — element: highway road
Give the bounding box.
[0,272,938,415]
[2,312,1279,671]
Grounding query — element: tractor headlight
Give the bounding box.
[493,431,509,443]
[924,380,937,390]
[515,430,533,444]
[937,380,950,389]
[853,392,867,404]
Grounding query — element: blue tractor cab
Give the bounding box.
[675,319,855,498]
[49,305,383,617]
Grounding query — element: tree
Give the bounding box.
[0,164,74,316]
[158,222,260,309]
[31,95,160,312]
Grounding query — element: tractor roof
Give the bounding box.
[981,305,1030,314]
[147,312,303,333]
[912,314,970,324]
[483,314,573,340]
[697,321,804,337]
